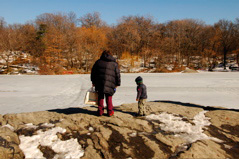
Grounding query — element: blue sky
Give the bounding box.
[0,0,239,25]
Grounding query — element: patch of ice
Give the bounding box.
[224,144,233,149]
[1,124,15,131]
[51,138,84,159]
[24,123,38,129]
[19,135,44,158]
[89,127,94,132]
[146,111,223,143]
[19,124,84,159]
[129,132,137,137]
[41,123,55,128]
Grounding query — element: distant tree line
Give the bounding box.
[0,12,239,74]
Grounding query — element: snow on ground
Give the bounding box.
[0,72,239,115]
[146,111,222,144]
[18,123,84,159]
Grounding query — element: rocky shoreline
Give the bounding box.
[0,101,239,159]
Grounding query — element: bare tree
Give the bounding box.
[214,20,236,70]
[0,17,6,29]
[79,12,106,28]
[234,18,239,66]
[77,26,107,72]
[0,23,23,73]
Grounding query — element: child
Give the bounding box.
[135,76,147,116]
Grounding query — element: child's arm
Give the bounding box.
[136,86,142,101]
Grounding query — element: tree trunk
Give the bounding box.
[237,53,239,66]
[223,48,227,70]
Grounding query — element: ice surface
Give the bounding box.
[0,72,239,114]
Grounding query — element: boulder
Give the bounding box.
[0,102,238,159]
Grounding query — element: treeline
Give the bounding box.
[0,12,239,74]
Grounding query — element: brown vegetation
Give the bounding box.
[1,13,239,74]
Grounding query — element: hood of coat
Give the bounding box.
[100,52,116,62]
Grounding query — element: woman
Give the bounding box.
[91,50,121,116]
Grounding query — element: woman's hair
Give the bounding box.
[102,50,112,56]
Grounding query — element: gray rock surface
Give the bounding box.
[0,101,238,159]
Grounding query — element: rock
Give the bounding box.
[179,140,230,158]
[82,145,101,159]
[204,110,239,159]
[0,102,238,159]
[0,115,4,125]
[0,127,24,159]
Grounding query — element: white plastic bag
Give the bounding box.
[84,87,98,105]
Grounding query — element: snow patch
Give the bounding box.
[88,127,94,132]
[224,144,233,149]
[24,123,38,129]
[23,123,55,129]
[1,124,15,131]
[41,123,55,128]
[146,111,223,143]
[129,132,137,137]
[19,124,84,159]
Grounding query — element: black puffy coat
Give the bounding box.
[91,53,121,96]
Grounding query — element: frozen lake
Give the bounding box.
[0,72,239,115]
